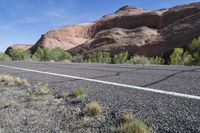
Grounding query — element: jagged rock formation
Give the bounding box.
[5,44,32,55]
[5,2,200,58]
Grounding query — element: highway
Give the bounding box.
[0,61,200,132]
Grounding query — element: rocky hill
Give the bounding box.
[6,2,200,58]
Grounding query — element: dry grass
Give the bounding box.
[86,101,102,116]
[112,113,152,133]
[0,75,30,87]
[59,91,68,99]
[35,82,50,95]
[121,113,135,123]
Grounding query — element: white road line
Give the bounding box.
[0,64,200,100]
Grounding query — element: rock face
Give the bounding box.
[30,23,94,52]
[6,2,200,58]
[5,44,32,55]
[69,2,200,57]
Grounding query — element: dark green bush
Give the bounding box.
[10,49,31,61]
[33,47,72,61]
[113,52,129,64]
[89,51,111,63]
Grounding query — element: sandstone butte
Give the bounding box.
[5,2,200,58]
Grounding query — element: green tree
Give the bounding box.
[188,36,200,65]
[170,48,193,65]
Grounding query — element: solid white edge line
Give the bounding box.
[0,64,200,100]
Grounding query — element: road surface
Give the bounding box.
[0,61,200,132]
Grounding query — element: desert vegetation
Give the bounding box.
[169,36,200,66]
[87,36,200,66]
[74,86,87,100]
[0,74,30,86]
[87,51,112,63]
[113,51,129,64]
[112,113,152,133]
[33,47,72,61]
[0,52,11,61]
[1,36,200,66]
[86,101,102,116]
[0,74,151,132]
[9,49,31,61]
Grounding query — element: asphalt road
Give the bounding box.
[0,61,200,133]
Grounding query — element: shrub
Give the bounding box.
[33,47,72,61]
[0,75,30,86]
[58,91,68,99]
[128,56,150,65]
[86,101,102,116]
[121,113,135,123]
[170,48,193,65]
[112,113,152,133]
[181,52,193,65]
[74,87,87,99]
[170,48,184,65]
[33,47,51,61]
[187,36,200,65]
[0,53,11,61]
[89,51,111,63]
[119,120,151,133]
[113,52,129,64]
[10,49,31,61]
[149,56,164,65]
[36,82,50,95]
[49,48,72,61]
[72,56,84,63]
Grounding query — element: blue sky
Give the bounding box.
[0,0,199,52]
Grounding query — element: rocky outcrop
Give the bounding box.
[69,2,200,57]
[69,27,158,57]
[6,2,200,58]
[5,44,32,55]
[30,23,94,52]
